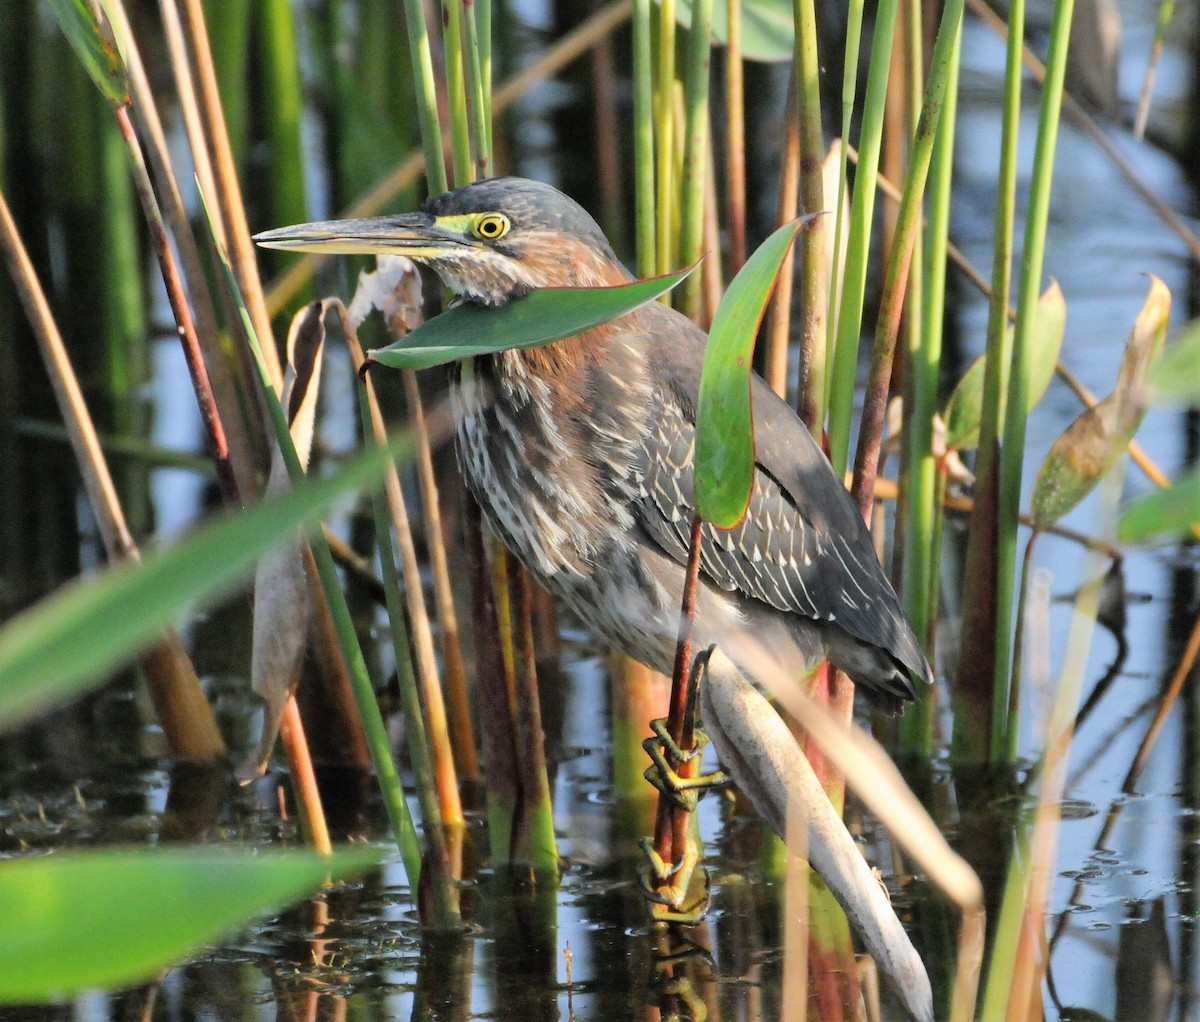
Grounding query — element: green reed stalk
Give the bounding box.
[478,0,493,161]
[849,0,964,517]
[900,18,961,752]
[953,0,1026,764]
[826,0,898,476]
[824,0,865,392]
[94,85,152,536]
[400,0,449,193]
[257,0,309,256]
[654,0,677,277]
[793,0,827,426]
[995,0,1077,763]
[463,0,492,175]
[677,0,712,320]
[442,0,475,184]
[632,0,656,276]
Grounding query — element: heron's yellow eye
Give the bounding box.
[474,213,510,241]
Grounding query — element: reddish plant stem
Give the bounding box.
[652,513,705,872]
[115,104,240,506]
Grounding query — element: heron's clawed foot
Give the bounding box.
[637,836,710,923]
[641,720,727,811]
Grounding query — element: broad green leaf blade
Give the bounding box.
[366,264,696,370]
[1119,467,1200,543]
[673,0,794,61]
[0,435,406,731]
[1030,278,1170,529]
[0,847,379,1002]
[695,219,807,528]
[1147,316,1200,404]
[45,0,130,107]
[944,281,1066,451]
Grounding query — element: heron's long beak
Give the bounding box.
[253,213,473,259]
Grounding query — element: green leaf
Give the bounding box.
[365,264,697,370]
[0,435,406,732]
[1146,316,1200,405]
[45,0,130,107]
[1119,467,1200,543]
[0,847,379,1002]
[1030,278,1170,529]
[943,281,1066,451]
[695,219,807,528]
[672,0,794,61]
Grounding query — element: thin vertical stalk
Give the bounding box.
[171,0,281,384]
[849,0,964,517]
[591,32,623,240]
[345,346,468,824]
[478,0,493,160]
[953,0,1025,762]
[115,0,263,492]
[654,0,677,278]
[792,0,827,428]
[402,370,480,783]
[400,0,450,194]
[257,0,309,230]
[678,0,713,321]
[764,78,800,399]
[994,0,1076,762]
[900,15,960,751]
[466,499,521,858]
[114,105,241,506]
[278,698,332,854]
[725,0,746,274]
[825,0,865,402]
[442,0,476,184]
[512,564,560,873]
[201,0,252,167]
[158,0,219,227]
[651,515,704,891]
[827,0,899,476]
[357,380,461,924]
[368,398,465,827]
[462,0,492,175]
[632,0,656,276]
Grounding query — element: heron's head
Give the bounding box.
[255,177,630,306]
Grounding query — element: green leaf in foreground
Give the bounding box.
[1119,467,1200,543]
[366,264,696,370]
[695,219,809,528]
[45,0,130,107]
[0,847,379,1002]
[0,435,407,732]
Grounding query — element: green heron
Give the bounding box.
[256,177,933,712]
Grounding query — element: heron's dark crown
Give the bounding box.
[426,178,618,261]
